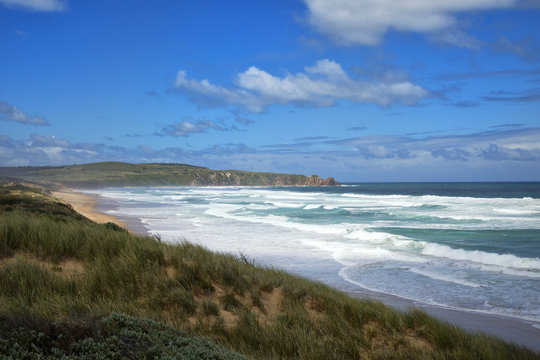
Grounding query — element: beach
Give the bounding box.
[64,186,540,351]
[53,189,149,235]
[53,190,126,226]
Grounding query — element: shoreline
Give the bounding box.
[254,250,540,351]
[52,189,149,235]
[52,189,127,227]
[59,188,540,352]
[347,283,540,351]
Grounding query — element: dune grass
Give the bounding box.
[1,183,539,359]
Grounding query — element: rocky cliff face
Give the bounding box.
[305,175,340,186]
[199,172,340,186]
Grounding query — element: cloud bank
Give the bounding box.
[0,101,50,126]
[173,59,428,112]
[304,0,516,46]
[2,127,539,181]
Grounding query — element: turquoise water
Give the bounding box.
[90,183,540,324]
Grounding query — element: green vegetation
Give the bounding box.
[0,161,338,188]
[1,182,538,359]
[0,312,247,359]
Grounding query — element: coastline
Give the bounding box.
[52,189,126,227]
[60,188,540,352]
[52,189,149,235]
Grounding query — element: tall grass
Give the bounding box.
[1,207,539,359]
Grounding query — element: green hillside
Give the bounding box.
[0,162,339,188]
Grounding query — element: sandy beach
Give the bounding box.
[53,189,128,228]
[53,189,150,235]
[55,188,540,351]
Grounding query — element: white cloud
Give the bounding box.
[0,101,50,126]
[173,59,428,112]
[304,0,515,46]
[0,0,66,11]
[161,120,233,137]
[174,70,263,112]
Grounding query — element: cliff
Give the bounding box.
[0,162,340,188]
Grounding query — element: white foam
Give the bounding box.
[264,201,305,208]
[302,238,428,267]
[408,268,482,288]
[492,208,539,215]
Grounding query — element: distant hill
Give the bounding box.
[0,161,339,188]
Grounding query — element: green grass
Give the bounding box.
[0,182,538,359]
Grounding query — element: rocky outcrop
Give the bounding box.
[305,175,340,186]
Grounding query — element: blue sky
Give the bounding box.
[1,0,539,181]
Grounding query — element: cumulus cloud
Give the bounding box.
[0,101,50,126]
[304,0,515,46]
[173,59,428,112]
[0,0,66,11]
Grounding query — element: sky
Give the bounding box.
[1,0,540,181]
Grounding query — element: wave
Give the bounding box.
[302,238,428,267]
[421,243,540,271]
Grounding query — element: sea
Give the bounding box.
[87,182,540,330]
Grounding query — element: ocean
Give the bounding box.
[88,182,540,329]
